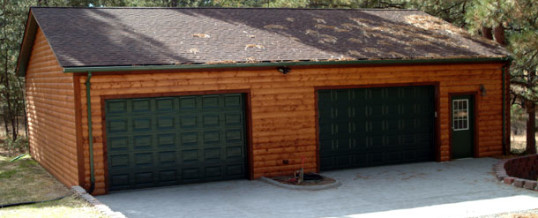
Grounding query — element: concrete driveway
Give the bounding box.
[96,158,538,218]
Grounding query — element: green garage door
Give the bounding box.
[106,94,247,191]
[318,86,435,171]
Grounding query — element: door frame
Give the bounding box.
[100,89,253,194]
[448,92,479,160]
[314,82,441,172]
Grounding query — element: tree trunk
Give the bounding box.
[4,51,16,140]
[525,69,537,154]
[15,113,19,139]
[481,26,493,40]
[37,0,48,6]
[2,113,8,138]
[526,101,536,154]
[168,0,178,7]
[494,24,506,46]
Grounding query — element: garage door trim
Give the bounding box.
[100,89,253,193]
[314,82,440,172]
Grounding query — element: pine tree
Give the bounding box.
[466,0,537,154]
[0,0,34,140]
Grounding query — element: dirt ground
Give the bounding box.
[0,120,27,137]
[511,134,538,154]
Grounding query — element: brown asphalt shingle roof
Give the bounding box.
[30,7,508,68]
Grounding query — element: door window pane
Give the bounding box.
[452,99,469,131]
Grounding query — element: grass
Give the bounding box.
[0,154,108,218]
[0,195,108,218]
[0,155,70,205]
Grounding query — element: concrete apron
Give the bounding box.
[96,158,538,218]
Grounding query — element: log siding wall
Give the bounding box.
[25,28,79,187]
[75,63,505,195]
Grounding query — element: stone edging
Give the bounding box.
[259,177,341,191]
[71,186,127,218]
[494,159,538,191]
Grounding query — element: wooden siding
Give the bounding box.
[76,63,505,195]
[25,28,79,187]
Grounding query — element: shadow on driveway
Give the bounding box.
[96,158,538,218]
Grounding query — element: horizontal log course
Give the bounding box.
[26,28,79,188]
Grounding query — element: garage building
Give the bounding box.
[17,7,510,195]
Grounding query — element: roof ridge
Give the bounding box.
[29,6,420,11]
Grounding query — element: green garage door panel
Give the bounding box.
[106,94,247,191]
[318,86,435,171]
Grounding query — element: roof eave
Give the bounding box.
[63,57,512,73]
[16,9,37,77]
